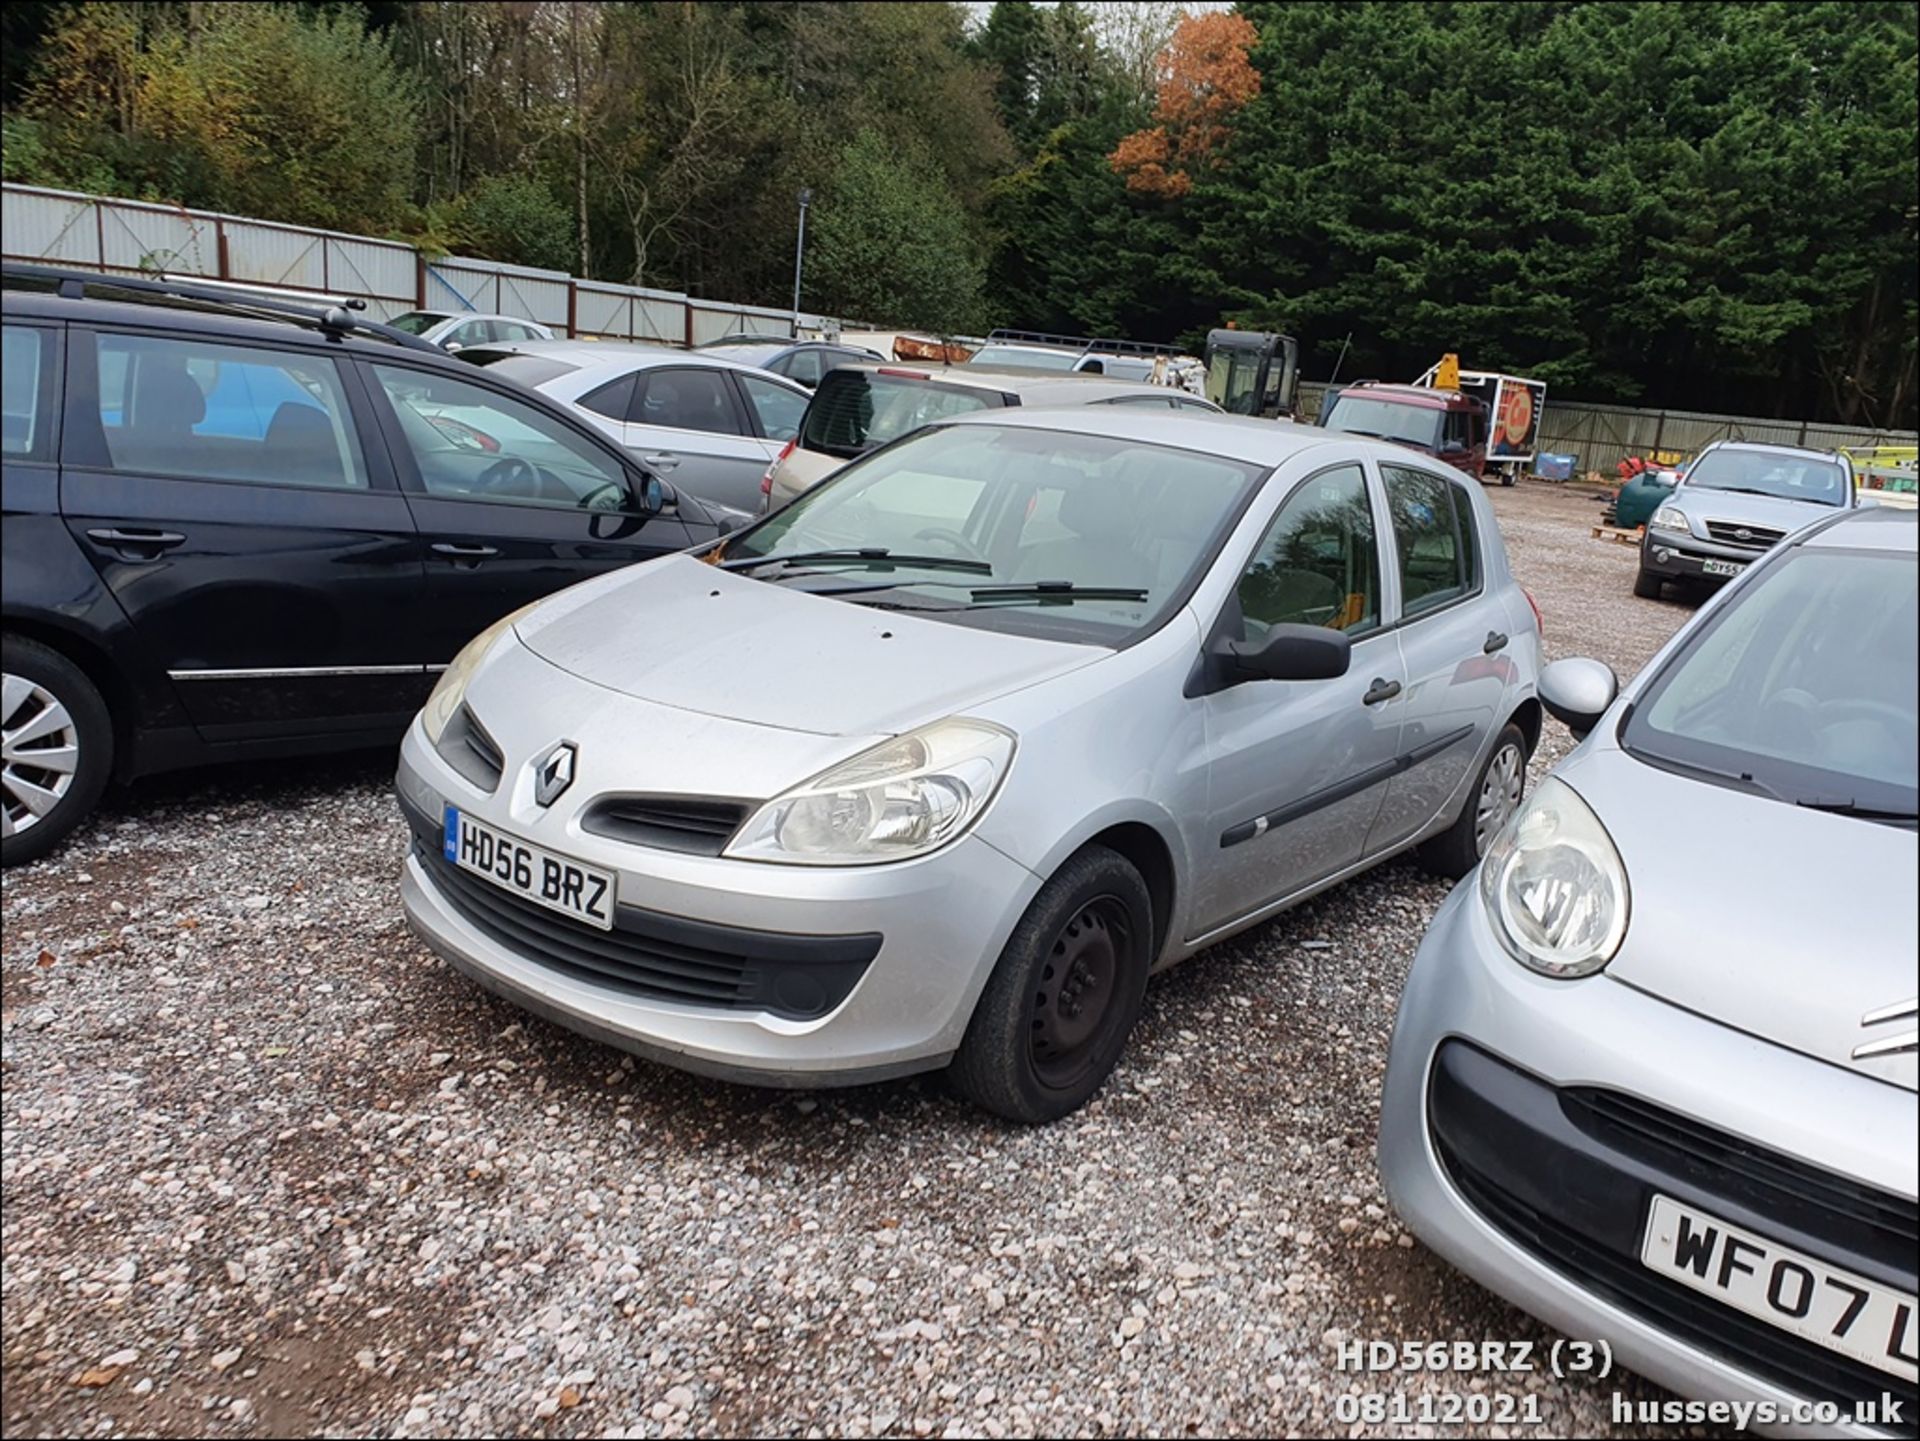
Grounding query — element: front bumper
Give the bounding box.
[1379,883,1918,1438]
[397,720,1043,1087]
[1640,527,1769,582]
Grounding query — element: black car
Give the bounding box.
[692,334,882,388]
[1,265,733,864]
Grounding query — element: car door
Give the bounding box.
[1365,461,1512,851]
[59,325,430,741]
[363,359,694,664]
[733,370,807,447]
[1192,460,1407,934]
[609,364,773,513]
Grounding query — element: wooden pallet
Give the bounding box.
[1591,523,1641,546]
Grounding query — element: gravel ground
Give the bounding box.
[3,481,1706,1440]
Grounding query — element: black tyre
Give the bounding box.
[1417,722,1528,880]
[2,636,113,867]
[1500,472,1517,487]
[949,845,1153,1124]
[1632,567,1663,600]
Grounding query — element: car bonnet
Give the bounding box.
[512,554,1105,738]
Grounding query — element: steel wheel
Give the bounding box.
[2,672,80,839]
[1474,737,1525,855]
[1029,896,1132,1091]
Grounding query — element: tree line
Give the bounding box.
[3,1,1913,427]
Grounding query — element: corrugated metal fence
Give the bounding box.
[1,183,844,344]
[8,182,1917,464]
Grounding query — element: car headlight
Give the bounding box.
[1651,504,1689,532]
[725,719,1015,865]
[1478,777,1630,978]
[421,607,531,744]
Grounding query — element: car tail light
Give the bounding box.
[1522,587,1544,635]
[761,439,796,496]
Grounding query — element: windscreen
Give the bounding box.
[724,422,1262,645]
[1319,394,1443,451]
[386,311,450,336]
[1623,547,1917,819]
[969,346,1079,371]
[1684,448,1848,506]
[801,372,1002,458]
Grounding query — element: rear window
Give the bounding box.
[969,345,1078,371]
[800,371,1003,459]
[458,353,580,389]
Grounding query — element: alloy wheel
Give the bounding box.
[1029,896,1132,1091]
[1474,740,1525,856]
[2,673,80,839]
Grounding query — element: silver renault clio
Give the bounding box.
[396,409,1542,1121]
[1381,507,1917,1433]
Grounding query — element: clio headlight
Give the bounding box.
[725,719,1015,865]
[420,607,530,744]
[1479,777,1630,978]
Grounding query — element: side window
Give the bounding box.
[780,349,823,387]
[372,364,632,512]
[94,332,367,490]
[2,325,50,460]
[445,319,489,349]
[1442,410,1471,449]
[734,373,806,443]
[633,367,742,435]
[579,373,639,422]
[1236,464,1381,637]
[1381,464,1476,616]
[502,322,540,343]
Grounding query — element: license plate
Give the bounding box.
[1702,558,1745,577]
[1640,1195,1918,1382]
[443,807,615,930]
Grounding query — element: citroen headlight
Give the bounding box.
[1478,777,1629,978]
[421,607,530,744]
[1651,504,1689,532]
[725,719,1015,865]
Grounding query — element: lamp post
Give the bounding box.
[790,187,812,339]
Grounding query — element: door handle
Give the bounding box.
[1484,630,1509,654]
[86,527,186,560]
[641,452,681,472]
[431,542,500,569]
[1362,677,1402,706]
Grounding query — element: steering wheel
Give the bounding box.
[476,456,538,497]
[912,526,989,563]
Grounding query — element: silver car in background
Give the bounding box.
[385,309,555,352]
[1637,439,1858,599]
[396,410,1542,1121]
[1381,507,1917,1435]
[461,340,811,514]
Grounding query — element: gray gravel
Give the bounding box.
[3,482,1706,1439]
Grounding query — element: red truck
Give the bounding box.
[1318,356,1546,486]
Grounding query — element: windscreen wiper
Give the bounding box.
[718,547,992,575]
[967,582,1150,602]
[1794,798,1919,823]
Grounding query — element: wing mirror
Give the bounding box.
[1223,624,1352,683]
[443,341,463,354]
[1539,657,1619,739]
[639,474,669,515]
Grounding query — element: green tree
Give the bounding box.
[451,172,575,272]
[809,128,987,330]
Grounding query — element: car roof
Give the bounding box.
[474,338,792,376]
[943,403,1421,468]
[1800,506,1918,554]
[1700,438,1848,463]
[829,361,1167,402]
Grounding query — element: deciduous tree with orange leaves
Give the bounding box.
[1109,11,1260,198]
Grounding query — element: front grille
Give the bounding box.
[1564,1088,1919,1275]
[1704,519,1786,550]
[1428,1044,1918,1428]
[581,796,750,856]
[404,814,880,1021]
[436,707,505,791]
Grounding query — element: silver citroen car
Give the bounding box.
[1381,507,1917,1434]
[396,409,1542,1121]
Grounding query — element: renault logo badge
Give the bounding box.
[532,740,577,808]
[1853,998,1918,1060]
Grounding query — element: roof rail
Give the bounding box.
[0,263,444,354]
[986,327,1181,358]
